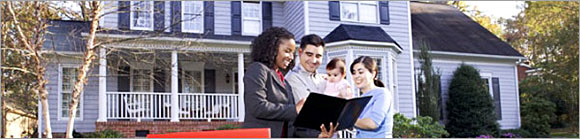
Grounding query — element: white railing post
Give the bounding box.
[171,50,179,122]
[237,53,245,121]
[98,47,107,122]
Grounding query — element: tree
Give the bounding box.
[446,1,504,40]
[445,64,499,137]
[416,41,442,121]
[1,1,65,138]
[64,1,102,138]
[503,1,579,133]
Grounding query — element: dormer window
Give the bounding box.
[131,1,154,30]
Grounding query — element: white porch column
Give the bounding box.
[171,50,179,122]
[237,53,245,122]
[97,47,107,122]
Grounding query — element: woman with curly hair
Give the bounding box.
[242,27,336,138]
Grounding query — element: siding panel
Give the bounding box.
[283,1,305,39]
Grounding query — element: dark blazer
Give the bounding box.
[242,62,297,138]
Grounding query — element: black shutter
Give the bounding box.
[154,1,165,31]
[154,69,166,92]
[492,77,502,120]
[118,1,131,30]
[204,1,215,34]
[328,1,340,21]
[171,1,181,32]
[178,68,182,93]
[118,66,130,92]
[262,2,273,31]
[379,1,390,25]
[231,1,242,36]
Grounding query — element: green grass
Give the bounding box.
[550,128,579,138]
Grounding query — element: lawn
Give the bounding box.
[550,128,579,138]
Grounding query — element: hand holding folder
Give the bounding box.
[293,93,372,131]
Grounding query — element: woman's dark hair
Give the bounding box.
[250,27,295,69]
[350,56,385,87]
[326,58,346,75]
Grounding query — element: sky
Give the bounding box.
[464,1,525,19]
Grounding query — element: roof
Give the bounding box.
[323,24,402,50]
[43,20,90,52]
[410,2,524,57]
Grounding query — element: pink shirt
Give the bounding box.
[323,80,352,99]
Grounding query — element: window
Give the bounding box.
[59,66,82,119]
[340,1,378,23]
[242,1,261,36]
[480,73,493,97]
[182,1,204,33]
[131,1,154,30]
[182,70,203,93]
[131,69,153,92]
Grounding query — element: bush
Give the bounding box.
[445,64,499,137]
[393,113,449,138]
[520,96,556,137]
[500,129,531,138]
[215,124,240,130]
[84,129,124,138]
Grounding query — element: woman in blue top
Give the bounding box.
[350,56,394,138]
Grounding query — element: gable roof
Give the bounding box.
[323,24,402,50]
[411,2,523,57]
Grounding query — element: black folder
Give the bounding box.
[293,93,372,131]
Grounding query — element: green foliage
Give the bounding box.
[500,129,531,138]
[520,94,556,137]
[503,1,579,132]
[417,41,442,121]
[393,113,449,138]
[445,64,499,137]
[83,129,124,138]
[215,124,240,130]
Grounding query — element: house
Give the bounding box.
[411,2,524,129]
[39,1,523,137]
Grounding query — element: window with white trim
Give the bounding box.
[182,70,203,93]
[131,69,153,92]
[480,73,493,97]
[340,1,378,23]
[131,1,154,30]
[242,1,261,36]
[60,67,82,119]
[182,1,204,33]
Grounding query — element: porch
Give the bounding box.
[96,39,251,122]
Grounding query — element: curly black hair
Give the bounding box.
[250,27,295,69]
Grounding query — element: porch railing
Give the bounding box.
[106,92,239,121]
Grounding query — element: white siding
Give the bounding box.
[272,2,284,28]
[99,1,118,29]
[45,60,99,133]
[214,1,231,35]
[283,1,305,39]
[308,1,415,117]
[414,57,520,129]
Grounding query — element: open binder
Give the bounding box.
[293,93,372,131]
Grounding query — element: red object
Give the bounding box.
[146,128,271,138]
[276,69,285,87]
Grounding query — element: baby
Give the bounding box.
[323,58,353,99]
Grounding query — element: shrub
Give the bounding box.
[500,129,531,138]
[83,129,124,138]
[520,96,556,137]
[215,124,240,130]
[417,41,443,121]
[445,64,499,137]
[393,113,449,138]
